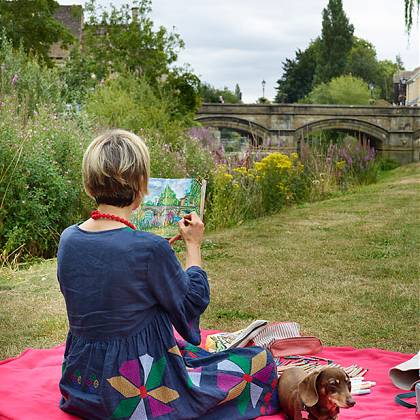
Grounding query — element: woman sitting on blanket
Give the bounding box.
[57,129,279,419]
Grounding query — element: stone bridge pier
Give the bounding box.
[196,104,420,164]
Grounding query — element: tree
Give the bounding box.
[0,0,74,64]
[80,0,200,114]
[304,75,372,105]
[316,0,354,83]
[345,38,378,85]
[376,59,403,102]
[405,0,419,33]
[199,83,241,103]
[274,39,320,103]
[234,83,242,102]
[82,0,183,81]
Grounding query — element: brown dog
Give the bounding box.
[278,367,356,420]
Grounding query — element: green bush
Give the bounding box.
[205,153,309,230]
[85,73,214,179]
[205,166,263,230]
[0,38,64,117]
[0,97,92,260]
[303,75,373,105]
[377,158,400,171]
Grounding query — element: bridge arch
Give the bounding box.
[195,116,270,147]
[294,118,389,150]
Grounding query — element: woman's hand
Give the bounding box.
[178,212,204,247]
[168,212,204,268]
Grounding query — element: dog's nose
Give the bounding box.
[346,398,356,407]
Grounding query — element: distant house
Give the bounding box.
[49,5,83,62]
[393,68,420,106]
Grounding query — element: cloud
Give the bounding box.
[61,0,419,102]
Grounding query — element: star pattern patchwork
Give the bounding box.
[107,354,179,419]
[216,350,274,415]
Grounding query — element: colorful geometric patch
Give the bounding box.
[176,339,208,359]
[107,354,179,419]
[186,367,202,388]
[216,350,273,415]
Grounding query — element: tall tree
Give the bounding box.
[274,39,320,103]
[234,83,242,102]
[316,0,354,83]
[0,0,74,63]
[405,0,419,33]
[345,38,378,85]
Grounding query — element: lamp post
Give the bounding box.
[262,80,266,100]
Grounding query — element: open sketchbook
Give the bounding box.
[205,320,269,352]
[130,178,207,238]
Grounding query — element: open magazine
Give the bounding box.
[130,178,207,238]
[205,320,269,352]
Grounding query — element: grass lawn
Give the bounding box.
[0,164,419,359]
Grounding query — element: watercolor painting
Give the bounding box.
[130,178,206,238]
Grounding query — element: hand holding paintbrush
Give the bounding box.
[168,213,193,245]
[168,212,204,269]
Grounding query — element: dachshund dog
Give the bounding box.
[278,366,356,420]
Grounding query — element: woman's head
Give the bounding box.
[83,129,150,207]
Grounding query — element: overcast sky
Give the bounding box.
[62,0,420,102]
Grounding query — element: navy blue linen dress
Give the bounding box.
[57,225,279,419]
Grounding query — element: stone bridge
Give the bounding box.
[195,104,420,164]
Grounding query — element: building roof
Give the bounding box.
[393,70,415,84]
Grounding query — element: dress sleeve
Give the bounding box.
[148,238,210,345]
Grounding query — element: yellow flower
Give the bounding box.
[335,160,346,170]
[233,167,248,175]
[223,173,233,181]
[256,153,292,171]
[290,152,299,160]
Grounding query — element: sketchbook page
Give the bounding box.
[199,180,207,220]
[227,320,269,349]
[205,320,269,352]
[130,178,205,238]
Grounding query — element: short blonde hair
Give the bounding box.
[83,129,150,207]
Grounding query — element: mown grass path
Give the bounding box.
[0,164,418,359]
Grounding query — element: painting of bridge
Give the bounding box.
[130,178,206,238]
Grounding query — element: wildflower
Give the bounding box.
[335,160,346,170]
[290,152,299,160]
[223,173,233,181]
[11,74,18,85]
[233,167,247,175]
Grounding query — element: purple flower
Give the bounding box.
[11,74,18,85]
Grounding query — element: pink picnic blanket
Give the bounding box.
[0,330,416,420]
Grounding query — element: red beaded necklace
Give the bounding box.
[91,210,137,230]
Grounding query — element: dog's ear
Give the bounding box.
[298,369,322,407]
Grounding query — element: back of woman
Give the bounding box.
[57,129,279,420]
